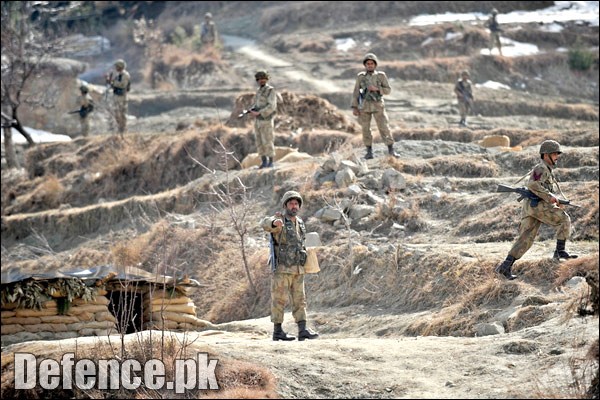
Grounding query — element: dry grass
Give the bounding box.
[0,332,279,399]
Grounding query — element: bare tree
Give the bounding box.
[1,1,64,166]
[186,138,258,297]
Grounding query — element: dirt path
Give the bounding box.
[186,303,598,399]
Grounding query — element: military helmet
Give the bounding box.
[255,70,270,80]
[363,53,378,66]
[79,84,89,93]
[282,191,303,208]
[461,70,470,77]
[114,59,126,69]
[205,12,212,19]
[539,139,562,155]
[491,8,498,15]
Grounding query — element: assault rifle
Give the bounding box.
[268,233,276,272]
[496,184,580,208]
[69,105,93,118]
[238,106,258,118]
[104,72,113,101]
[455,83,473,107]
[268,212,283,272]
[357,87,366,110]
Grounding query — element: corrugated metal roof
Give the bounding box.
[1,264,202,287]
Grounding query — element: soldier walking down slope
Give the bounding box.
[249,70,277,169]
[261,191,319,341]
[487,8,503,56]
[495,140,578,280]
[351,53,399,160]
[454,70,474,127]
[105,59,131,135]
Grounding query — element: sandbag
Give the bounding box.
[304,247,320,274]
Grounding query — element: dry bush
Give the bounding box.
[111,238,148,268]
[19,174,66,212]
[456,202,520,242]
[403,264,522,336]
[68,248,113,267]
[430,155,499,178]
[292,129,356,155]
[149,44,225,89]
[507,305,554,332]
[205,255,271,324]
[0,334,279,399]
[513,258,562,287]
[554,253,599,316]
[376,23,489,57]
[404,303,476,337]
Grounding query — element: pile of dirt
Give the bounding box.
[226,91,360,133]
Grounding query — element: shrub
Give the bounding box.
[568,47,594,71]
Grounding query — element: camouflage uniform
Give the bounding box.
[261,214,307,324]
[351,67,394,147]
[454,72,473,126]
[108,60,131,134]
[487,10,502,56]
[200,13,218,46]
[253,81,277,160]
[507,159,571,259]
[79,89,93,137]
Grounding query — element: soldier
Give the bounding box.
[487,8,503,56]
[351,53,399,160]
[78,84,94,137]
[261,191,319,341]
[495,140,578,280]
[106,59,131,135]
[249,70,277,169]
[454,70,474,127]
[200,12,218,47]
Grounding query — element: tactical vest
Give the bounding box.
[360,73,383,102]
[275,217,307,268]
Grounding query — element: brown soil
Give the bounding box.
[1,2,599,399]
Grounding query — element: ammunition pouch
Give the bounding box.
[113,87,125,96]
[296,250,308,266]
[365,92,383,102]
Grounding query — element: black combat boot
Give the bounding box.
[495,255,517,280]
[273,323,295,341]
[365,146,373,160]
[388,144,400,158]
[553,240,578,260]
[297,320,319,341]
[258,156,268,169]
[266,157,273,168]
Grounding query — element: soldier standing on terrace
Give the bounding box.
[351,53,400,160]
[454,70,474,127]
[105,59,131,135]
[487,8,503,56]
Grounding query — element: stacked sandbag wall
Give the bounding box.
[142,291,212,331]
[1,290,117,346]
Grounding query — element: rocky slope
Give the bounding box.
[1,1,598,398]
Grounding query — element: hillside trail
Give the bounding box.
[201,34,600,399]
[173,300,595,399]
[220,32,490,136]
